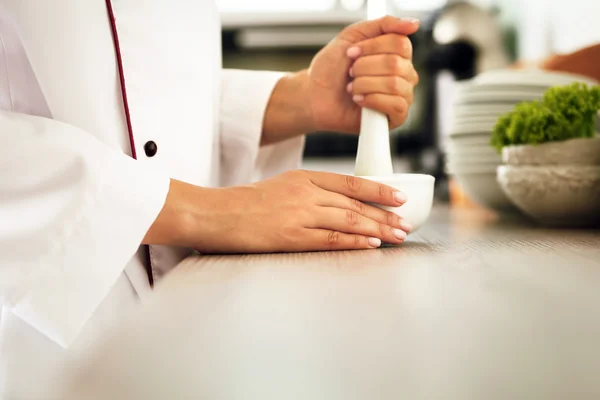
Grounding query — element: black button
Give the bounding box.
[144,141,158,157]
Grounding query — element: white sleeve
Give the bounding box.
[0,110,170,348]
[218,69,305,187]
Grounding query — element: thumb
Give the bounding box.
[341,16,420,43]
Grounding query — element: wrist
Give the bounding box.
[144,180,253,251]
[261,69,315,145]
[142,179,208,247]
[290,69,317,133]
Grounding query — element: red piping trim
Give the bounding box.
[105,0,138,160]
[105,0,154,286]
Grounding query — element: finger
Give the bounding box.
[354,93,409,129]
[317,191,413,233]
[306,229,383,251]
[305,171,407,207]
[341,16,420,42]
[347,33,413,60]
[347,76,414,104]
[309,207,407,244]
[350,54,418,84]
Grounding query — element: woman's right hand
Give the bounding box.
[144,170,413,254]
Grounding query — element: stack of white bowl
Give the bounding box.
[444,69,598,212]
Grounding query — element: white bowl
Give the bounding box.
[454,91,542,106]
[502,137,600,166]
[450,170,516,212]
[459,83,547,94]
[447,158,502,167]
[446,159,502,171]
[361,174,435,232]
[447,154,497,163]
[473,69,599,87]
[449,120,501,136]
[444,143,502,155]
[445,147,501,160]
[449,135,494,146]
[497,165,600,227]
[453,104,517,118]
[452,115,502,126]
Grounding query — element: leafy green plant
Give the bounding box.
[490,82,600,152]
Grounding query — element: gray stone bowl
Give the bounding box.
[502,136,600,166]
[497,165,600,227]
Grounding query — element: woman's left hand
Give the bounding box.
[305,16,420,133]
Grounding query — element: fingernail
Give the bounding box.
[349,67,354,77]
[368,237,382,248]
[400,220,413,232]
[346,82,353,93]
[353,94,364,103]
[405,17,420,24]
[347,46,361,59]
[393,228,407,241]
[393,191,407,203]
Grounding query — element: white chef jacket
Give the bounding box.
[0,1,304,398]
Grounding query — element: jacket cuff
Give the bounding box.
[219,69,285,151]
[6,117,170,348]
[219,69,304,186]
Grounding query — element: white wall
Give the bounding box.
[517,0,600,60]
[547,0,600,54]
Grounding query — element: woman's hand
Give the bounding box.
[260,16,420,145]
[195,170,412,253]
[144,171,413,254]
[307,16,420,133]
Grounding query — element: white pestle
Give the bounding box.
[354,0,394,177]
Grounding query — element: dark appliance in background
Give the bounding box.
[410,0,510,197]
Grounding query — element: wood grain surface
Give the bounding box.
[172,204,600,273]
[61,204,600,400]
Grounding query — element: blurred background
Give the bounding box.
[217,0,599,200]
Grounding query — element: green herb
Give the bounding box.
[490,82,600,152]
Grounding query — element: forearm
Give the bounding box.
[261,69,314,146]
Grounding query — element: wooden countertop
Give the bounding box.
[62,204,600,400]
